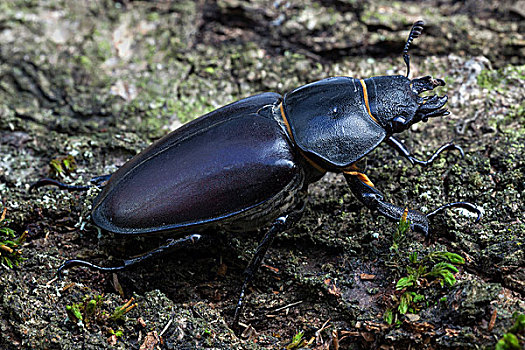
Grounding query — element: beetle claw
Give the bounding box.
[405,141,463,167]
[435,141,464,158]
[453,143,465,157]
[411,76,445,94]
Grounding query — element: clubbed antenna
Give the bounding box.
[403,20,425,78]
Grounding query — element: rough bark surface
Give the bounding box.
[0,0,523,349]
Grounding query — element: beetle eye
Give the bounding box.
[392,116,407,132]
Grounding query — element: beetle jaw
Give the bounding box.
[411,75,445,94]
[412,75,449,123]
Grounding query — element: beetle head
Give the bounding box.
[365,74,448,134]
[365,19,449,134]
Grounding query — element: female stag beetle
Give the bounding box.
[31,21,481,323]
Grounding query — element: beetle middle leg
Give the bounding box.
[233,201,305,326]
[57,233,202,277]
[387,136,464,167]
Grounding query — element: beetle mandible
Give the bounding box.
[32,21,481,323]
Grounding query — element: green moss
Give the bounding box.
[49,154,77,178]
[65,294,104,326]
[0,208,27,269]
[109,297,137,322]
[477,65,525,91]
[285,331,309,349]
[495,313,525,350]
[95,39,112,62]
[65,294,136,329]
[387,216,466,321]
[78,55,93,69]
[146,11,160,22]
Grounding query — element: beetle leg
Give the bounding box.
[89,174,112,186]
[427,202,483,222]
[29,174,111,192]
[29,178,91,192]
[233,217,286,326]
[345,173,483,236]
[233,203,305,326]
[344,172,429,235]
[57,233,202,277]
[387,136,464,167]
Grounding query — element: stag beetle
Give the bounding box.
[31,21,481,323]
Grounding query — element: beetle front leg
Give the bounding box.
[387,136,464,167]
[344,172,483,236]
[343,172,429,235]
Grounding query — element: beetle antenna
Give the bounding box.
[403,20,425,78]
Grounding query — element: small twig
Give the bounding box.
[238,321,250,329]
[317,318,331,334]
[488,309,498,332]
[332,329,339,350]
[46,276,59,286]
[267,300,303,315]
[159,318,173,337]
[314,318,331,345]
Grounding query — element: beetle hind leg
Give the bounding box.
[387,136,464,167]
[29,178,91,192]
[29,174,112,192]
[57,233,202,277]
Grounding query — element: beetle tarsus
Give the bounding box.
[426,202,483,222]
[387,137,464,167]
[29,174,112,193]
[345,173,482,237]
[57,259,125,277]
[29,178,91,192]
[233,216,287,326]
[57,234,203,277]
[408,142,464,166]
[89,174,112,186]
